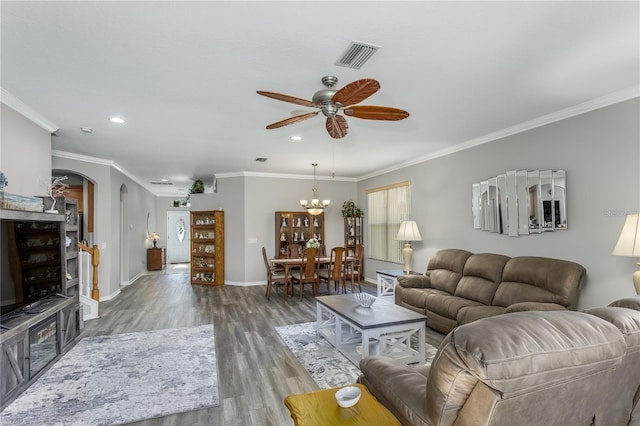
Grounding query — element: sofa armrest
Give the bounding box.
[397,274,431,289]
[504,302,568,313]
[609,296,640,310]
[359,356,429,426]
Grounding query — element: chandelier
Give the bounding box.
[300,163,330,215]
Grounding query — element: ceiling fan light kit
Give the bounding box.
[258,75,409,139]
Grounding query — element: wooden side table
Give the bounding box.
[147,247,166,271]
[284,383,400,426]
[376,269,421,298]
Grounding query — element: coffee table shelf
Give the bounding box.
[316,294,426,366]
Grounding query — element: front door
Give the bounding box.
[166,211,190,263]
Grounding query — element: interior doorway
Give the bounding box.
[166,211,190,263]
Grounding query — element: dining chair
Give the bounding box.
[319,246,346,294]
[346,244,364,293]
[262,247,289,299]
[286,243,303,258]
[290,247,320,299]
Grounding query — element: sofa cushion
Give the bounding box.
[451,310,625,395]
[493,256,585,309]
[425,249,472,294]
[397,288,448,316]
[424,293,483,319]
[457,305,504,325]
[454,253,509,305]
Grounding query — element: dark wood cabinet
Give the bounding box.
[147,247,166,271]
[275,211,324,258]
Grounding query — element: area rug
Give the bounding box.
[275,322,438,389]
[1,324,219,426]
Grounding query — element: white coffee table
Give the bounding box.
[316,294,426,366]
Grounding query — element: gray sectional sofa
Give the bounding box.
[395,248,586,334]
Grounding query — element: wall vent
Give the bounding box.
[255,157,268,162]
[335,41,380,69]
[151,181,174,185]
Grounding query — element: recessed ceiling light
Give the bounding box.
[290,135,302,141]
[80,127,93,133]
[109,116,125,124]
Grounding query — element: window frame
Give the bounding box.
[366,181,411,263]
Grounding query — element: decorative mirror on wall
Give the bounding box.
[472,170,566,236]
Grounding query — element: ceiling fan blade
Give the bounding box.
[332,79,380,106]
[256,91,317,108]
[266,111,319,129]
[326,115,349,139]
[343,105,410,121]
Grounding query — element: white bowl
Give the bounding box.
[354,293,375,308]
[335,385,361,408]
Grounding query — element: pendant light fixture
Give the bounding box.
[300,163,330,215]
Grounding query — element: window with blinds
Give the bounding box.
[367,181,411,263]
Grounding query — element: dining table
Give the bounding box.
[271,255,357,300]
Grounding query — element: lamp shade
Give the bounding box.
[396,221,422,241]
[612,214,640,257]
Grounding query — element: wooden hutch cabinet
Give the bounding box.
[344,216,364,276]
[344,216,363,254]
[275,211,324,258]
[190,210,224,285]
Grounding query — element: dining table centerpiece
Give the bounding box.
[306,238,320,249]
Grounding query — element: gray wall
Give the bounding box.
[52,155,156,299]
[359,98,640,310]
[0,104,52,197]
[165,174,357,285]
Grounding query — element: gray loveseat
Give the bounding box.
[395,248,586,334]
[358,297,640,426]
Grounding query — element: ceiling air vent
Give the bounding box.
[335,41,380,70]
[151,181,174,185]
[255,157,268,162]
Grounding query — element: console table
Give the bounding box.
[147,247,166,271]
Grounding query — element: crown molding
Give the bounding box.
[52,150,154,195]
[1,88,59,133]
[216,171,356,182]
[357,86,640,181]
[52,150,114,166]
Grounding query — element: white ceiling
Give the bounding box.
[1,1,638,196]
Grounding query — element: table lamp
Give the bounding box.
[150,232,160,248]
[612,214,640,294]
[396,220,422,273]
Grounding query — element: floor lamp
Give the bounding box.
[396,221,422,273]
[612,214,640,295]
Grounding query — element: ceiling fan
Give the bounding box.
[257,75,409,139]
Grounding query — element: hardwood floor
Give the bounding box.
[80,267,444,425]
